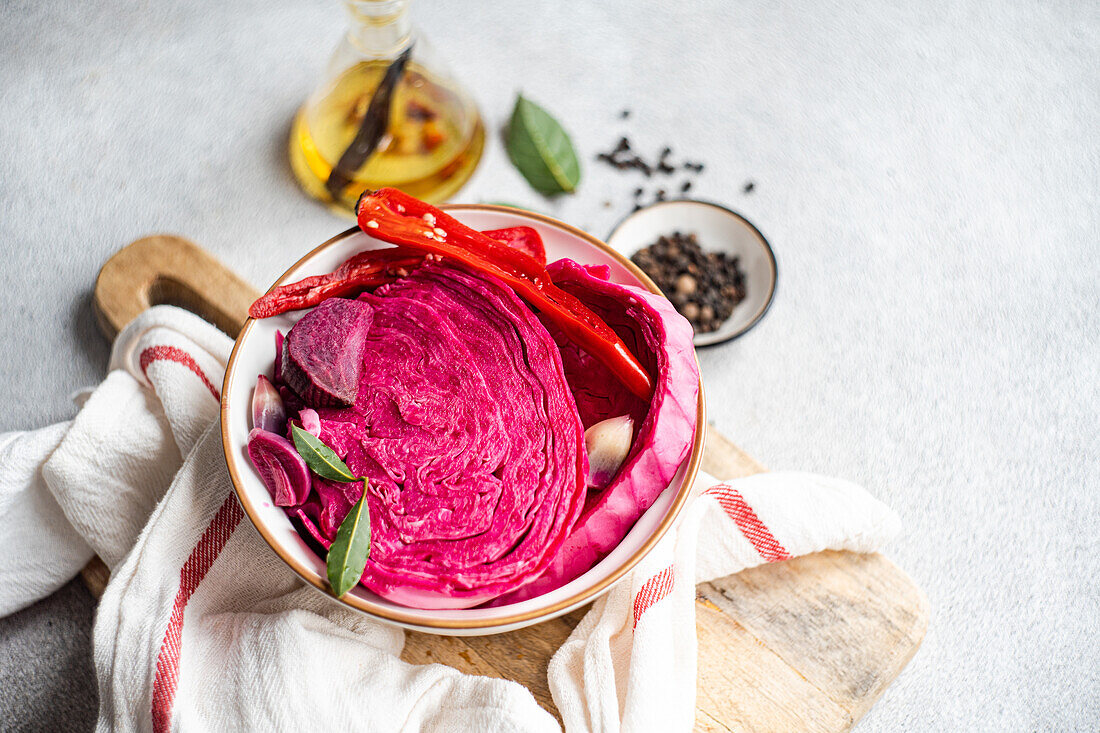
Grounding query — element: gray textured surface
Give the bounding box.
[1,0,1097,730]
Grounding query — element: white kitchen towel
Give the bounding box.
[0,420,90,617]
[0,305,900,732]
[547,471,901,732]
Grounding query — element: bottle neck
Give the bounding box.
[343,0,413,57]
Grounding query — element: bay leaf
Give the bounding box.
[506,94,581,196]
[326,481,372,597]
[291,424,356,482]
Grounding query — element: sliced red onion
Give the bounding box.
[292,507,333,550]
[584,415,635,489]
[247,428,311,507]
[252,375,287,434]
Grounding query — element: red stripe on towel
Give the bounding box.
[704,483,791,562]
[150,495,243,733]
[632,565,676,629]
[139,345,221,401]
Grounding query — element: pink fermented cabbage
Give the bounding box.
[280,298,373,407]
[283,263,587,609]
[493,258,699,604]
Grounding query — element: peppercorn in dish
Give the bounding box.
[630,231,746,334]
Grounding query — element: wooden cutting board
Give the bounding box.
[84,234,928,731]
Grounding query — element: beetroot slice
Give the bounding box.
[280,298,374,407]
[247,428,312,507]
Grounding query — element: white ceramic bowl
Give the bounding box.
[607,200,777,347]
[221,205,705,635]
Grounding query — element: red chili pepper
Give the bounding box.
[357,188,654,400]
[481,226,545,264]
[249,248,420,319]
[248,228,543,319]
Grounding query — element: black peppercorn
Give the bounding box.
[629,231,747,334]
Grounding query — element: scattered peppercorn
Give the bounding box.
[594,133,710,213]
[595,137,702,182]
[620,109,631,119]
[743,181,755,194]
[656,147,675,174]
[630,231,747,334]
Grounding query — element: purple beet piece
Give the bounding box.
[280,298,374,407]
[247,428,311,507]
[278,384,303,416]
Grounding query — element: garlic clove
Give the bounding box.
[584,415,635,489]
[298,408,322,438]
[252,374,287,434]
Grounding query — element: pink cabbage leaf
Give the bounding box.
[492,258,700,604]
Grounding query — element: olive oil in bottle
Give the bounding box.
[289,0,484,214]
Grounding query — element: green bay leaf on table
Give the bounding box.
[326,480,372,597]
[291,424,356,482]
[506,94,581,196]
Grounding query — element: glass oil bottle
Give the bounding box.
[289,0,485,214]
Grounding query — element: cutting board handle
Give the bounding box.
[93,234,259,340]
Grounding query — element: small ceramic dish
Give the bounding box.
[221,205,705,636]
[606,200,777,347]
